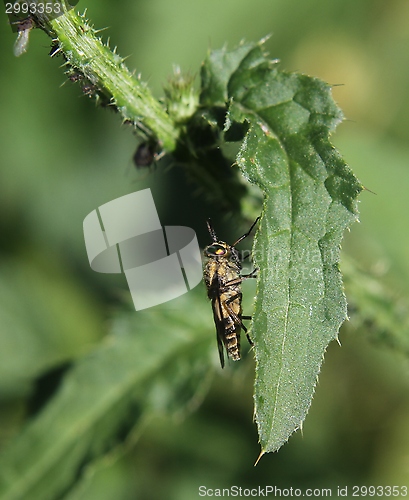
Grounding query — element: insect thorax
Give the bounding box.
[203,253,242,297]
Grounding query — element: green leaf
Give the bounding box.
[202,40,363,455]
[201,42,262,107]
[0,257,102,396]
[0,290,214,500]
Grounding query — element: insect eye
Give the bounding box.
[206,244,227,256]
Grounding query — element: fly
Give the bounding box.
[12,17,35,57]
[133,141,157,169]
[132,140,165,180]
[203,217,260,368]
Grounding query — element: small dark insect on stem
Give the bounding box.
[132,140,165,173]
[133,141,156,168]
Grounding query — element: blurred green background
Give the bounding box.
[1,0,409,498]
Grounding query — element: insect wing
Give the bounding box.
[211,269,242,368]
[212,294,226,368]
[13,28,30,57]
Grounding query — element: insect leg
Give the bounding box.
[223,293,247,332]
[241,315,254,345]
[232,217,260,246]
[241,268,258,279]
[222,268,258,289]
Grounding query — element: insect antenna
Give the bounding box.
[206,219,218,242]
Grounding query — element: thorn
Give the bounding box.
[49,46,61,57]
[362,185,377,195]
[254,449,265,466]
[299,421,304,437]
[336,336,342,347]
[259,34,272,45]
[94,26,109,34]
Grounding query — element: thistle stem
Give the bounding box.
[43,8,178,151]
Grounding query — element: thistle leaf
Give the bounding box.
[202,40,363,454]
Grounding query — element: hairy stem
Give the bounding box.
[42,8,179,151]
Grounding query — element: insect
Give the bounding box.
[133,140,164,170]
[68,71,84,83]
[82,83,96,97]
[133,141,157,169]
[12,17,35,57]
[203,217,260,368]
